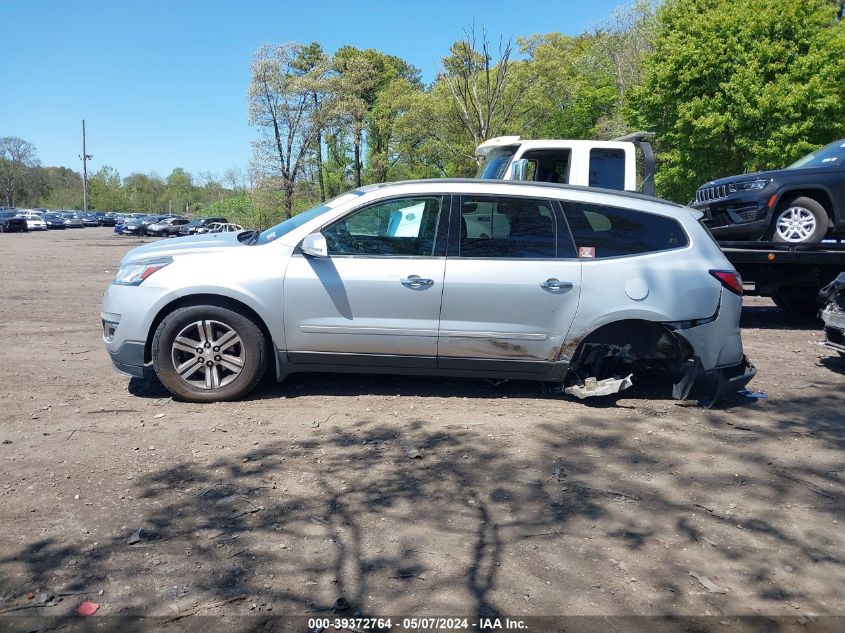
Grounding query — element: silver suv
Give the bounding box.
[101,180,756,403]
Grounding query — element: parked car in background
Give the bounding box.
[0,211,28,232]
[178,216,228,236]
[121,215,172,236]
[146,217,191,237]
[94,212,118,226]
[19,212,48,231]
[692,139,845,244]
[43,213,68,229]
[59,212,84,228]
[79,213,100,227]
[208,222,244,233]
[101,179,755,404]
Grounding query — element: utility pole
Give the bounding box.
[79,119,93,212]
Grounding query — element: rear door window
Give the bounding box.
[562,201,688,259]
[458,195,557,258]
[520,149,571,184]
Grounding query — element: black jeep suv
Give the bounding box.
[691,139,845,244]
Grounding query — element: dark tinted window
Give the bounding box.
[324,196,443,256]
[563,202,688,259]
[589,148,626,190]
[459,195,556,258]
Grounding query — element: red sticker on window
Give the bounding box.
[579,246,596,258]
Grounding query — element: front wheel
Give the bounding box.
[772,197,828,243]
[151,304,268,402]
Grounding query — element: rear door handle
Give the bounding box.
[401,275,434,289]
[540,278,573,290]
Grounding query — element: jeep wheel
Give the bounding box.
[772,197,828,244]
[152,304,268,402]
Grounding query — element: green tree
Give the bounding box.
[331,46,422,186]
[629,0,845,202]
[249,43,323,218]
[0,136,39,207]
[88,165,123,210]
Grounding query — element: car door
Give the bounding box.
[283,194,449,367]
[438,193,582,376]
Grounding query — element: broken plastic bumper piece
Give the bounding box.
[564,373,634,399]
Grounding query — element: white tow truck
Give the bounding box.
[473,132,656,196]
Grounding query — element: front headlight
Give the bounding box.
[114,257,172,286]
[729,178,771,192]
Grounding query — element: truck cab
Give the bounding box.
[475,133,655,196]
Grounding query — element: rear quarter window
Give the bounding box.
[563,202,689,259]
[588,148,626,190]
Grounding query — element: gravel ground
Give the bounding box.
[0,228,843,626]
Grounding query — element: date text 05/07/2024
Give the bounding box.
[308,617,528,630]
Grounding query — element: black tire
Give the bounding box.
[151,304,268,402]
[771,196,829,244]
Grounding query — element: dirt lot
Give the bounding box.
[1,228,844,626]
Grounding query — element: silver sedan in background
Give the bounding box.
[101,180,755,403]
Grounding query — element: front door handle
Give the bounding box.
[540,278,573,290]
[401,275,434,289]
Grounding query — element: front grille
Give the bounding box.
[709,210,730,227]
[695,184,729,203]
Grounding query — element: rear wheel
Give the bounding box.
[772,197,828,244]
[152,304,268,402]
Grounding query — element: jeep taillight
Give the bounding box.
[710,270,743,296]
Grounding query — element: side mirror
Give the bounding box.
[510,159,530,181]
[301,232,328,258]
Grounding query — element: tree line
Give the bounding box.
[3,0,845,229]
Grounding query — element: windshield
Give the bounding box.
[787,140,845,169]
[475,146,519,179]
[255,191,365,245]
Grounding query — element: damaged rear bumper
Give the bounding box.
[706,355,757,405]
[673,355,757,406]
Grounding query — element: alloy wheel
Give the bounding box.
[775,206,817,242]
[170,319,245,390]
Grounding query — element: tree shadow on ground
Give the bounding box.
[4,382,845,630]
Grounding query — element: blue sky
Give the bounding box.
[2,0,627,181]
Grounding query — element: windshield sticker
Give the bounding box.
[578,246,596,258]
[822,157,837,162]
[264,231,277,242]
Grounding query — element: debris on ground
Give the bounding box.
[565,374,633,399]
[689,571,728,594]
[332,597,350,612]
[164,594,246,622]
[738,389,768,400]
[76,600,100,616]
[401,433,422,458]
[128,529,142,545]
